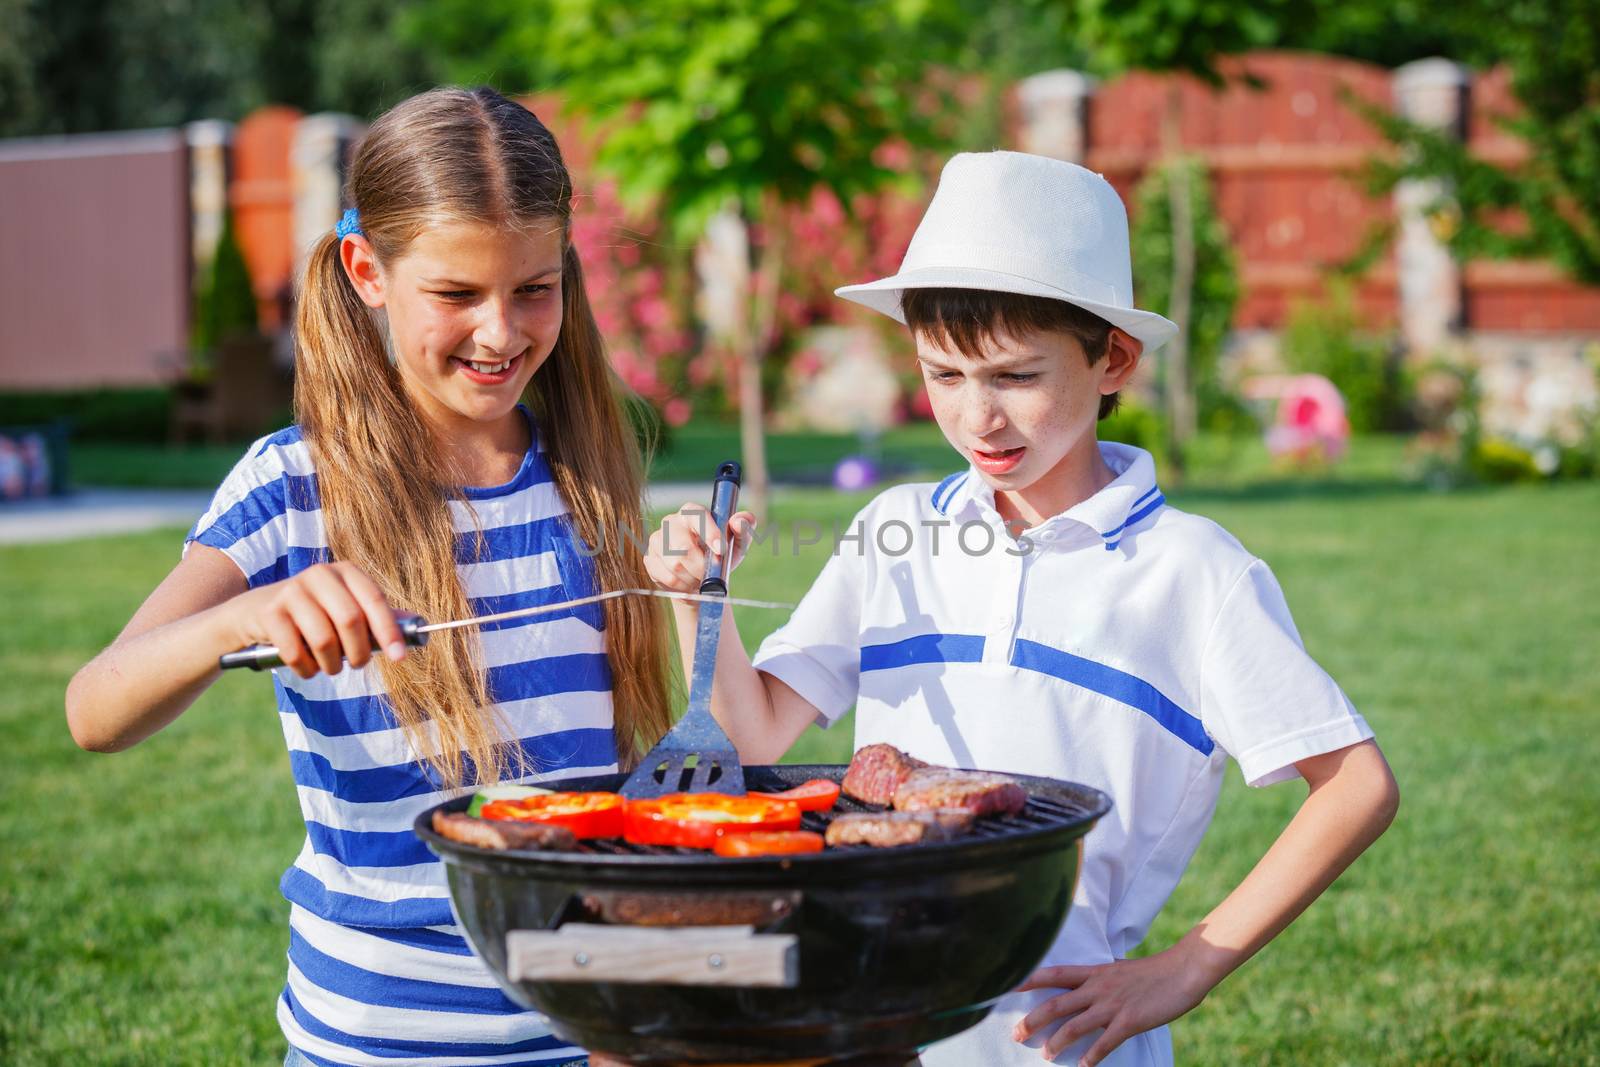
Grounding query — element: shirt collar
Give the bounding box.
[936,442,1163,550]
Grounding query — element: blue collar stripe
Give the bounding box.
[932,471,967,515]
[1104,493,1165,550]
[1010,638,1213,755]
[861,632,985,672]
[1098,485,1161,540]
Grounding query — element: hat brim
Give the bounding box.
[835,267,1179,354]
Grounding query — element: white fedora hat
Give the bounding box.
[835,151,1179,352]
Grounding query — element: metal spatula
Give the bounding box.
[620,461,746,798]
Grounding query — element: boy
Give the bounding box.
[643,151,1398,1066]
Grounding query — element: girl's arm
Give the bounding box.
[645,505,819,764]
[66,547,407,752]
[1013,738,1400,1065]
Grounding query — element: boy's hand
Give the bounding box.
[1012,944,1210,1065]
[644,503,758,594]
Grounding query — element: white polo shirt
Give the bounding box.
[752,442,1372,1067]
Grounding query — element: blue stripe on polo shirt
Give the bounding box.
[1098,485,1161,541]
[1105,493,1165,551]
[454,515,574,565]
[932,471,967,515]
[307,820,436,869]
[255,425,305,456]
[281,988,567,1058]
[289,728,618,805]
[276,656,612,738]
[280,866,456,928]
[346,924,475,957]
[861,633,986,671]
[1011,639,1213,755]
[289,930,523,1014]
[469,583,583,631]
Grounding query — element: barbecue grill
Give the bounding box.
[416,763,1111,1065]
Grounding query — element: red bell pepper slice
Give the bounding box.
[712,830,826,857]
[623,793,802,849]
[750,778,841,813]
[479,792,625,839]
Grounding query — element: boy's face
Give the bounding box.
[915,324,1138,520]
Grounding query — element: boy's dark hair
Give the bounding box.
[901,288,1121,419]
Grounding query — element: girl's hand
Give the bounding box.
[1012,944,1211,1065]
[226,561,408,679]
[643,504,758,594]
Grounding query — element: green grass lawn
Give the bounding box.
[3,462,1597,1064]
[66,421,963,489]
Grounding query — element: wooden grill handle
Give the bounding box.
[507,923,798,987]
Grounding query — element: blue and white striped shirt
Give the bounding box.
[188,415,606,1066]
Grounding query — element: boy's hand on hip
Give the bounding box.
[1013,943,1211,1065]
[644,503,757,593]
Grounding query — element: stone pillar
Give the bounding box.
[185,120,234,276]
[1016,70,1096,164]
[292,112,365,268]
[1393,59,1470,354]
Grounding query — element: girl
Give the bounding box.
[65,87,671,1067]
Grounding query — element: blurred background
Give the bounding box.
[2,0,1598,501]
[1,2,1596,1065]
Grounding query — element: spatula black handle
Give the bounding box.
[700,461,741,596]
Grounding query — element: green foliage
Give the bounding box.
[190,210,260,364]
[1098,398,1169,468]
[417,0,953,239]
[0,0,439,136]
[1071,0,1321,82]
[1469,437,1544,483]
[1359,0,1600,285]
[1130,158,1243,430]
[1280,281,1403,433]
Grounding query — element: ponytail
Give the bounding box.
[295,232,503,789]
[532,244,675,767]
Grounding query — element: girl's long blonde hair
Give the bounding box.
[294,87,673,788]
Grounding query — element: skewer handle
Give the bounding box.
[218,614,429,671]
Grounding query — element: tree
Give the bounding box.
[1359,0,1600,287]
[416,0,956,518]
[0,0,438,137]
[1067,0,1323,474]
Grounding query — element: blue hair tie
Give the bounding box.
[335,208,363,240]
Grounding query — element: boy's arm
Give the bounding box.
[647,503,823,765]
[666,600,826,765]
[1014,738,1399,1066]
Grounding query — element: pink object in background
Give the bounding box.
[1243,374,1351,464]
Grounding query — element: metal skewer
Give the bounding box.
[218,587,793,672]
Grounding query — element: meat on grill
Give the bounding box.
[892,767,1028,817]
[824,809,976,848]
[841,743,929,806]
[432,811,577,852]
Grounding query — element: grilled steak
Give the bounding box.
[892,767,1028,817]
[432,811,577,852]
[841,743,929,806]
[823,809,976,848]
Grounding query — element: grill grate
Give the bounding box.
[565,791,1096,858]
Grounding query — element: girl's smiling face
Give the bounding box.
[342,218,566,434]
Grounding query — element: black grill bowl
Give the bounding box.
[415,764,1110,1064]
